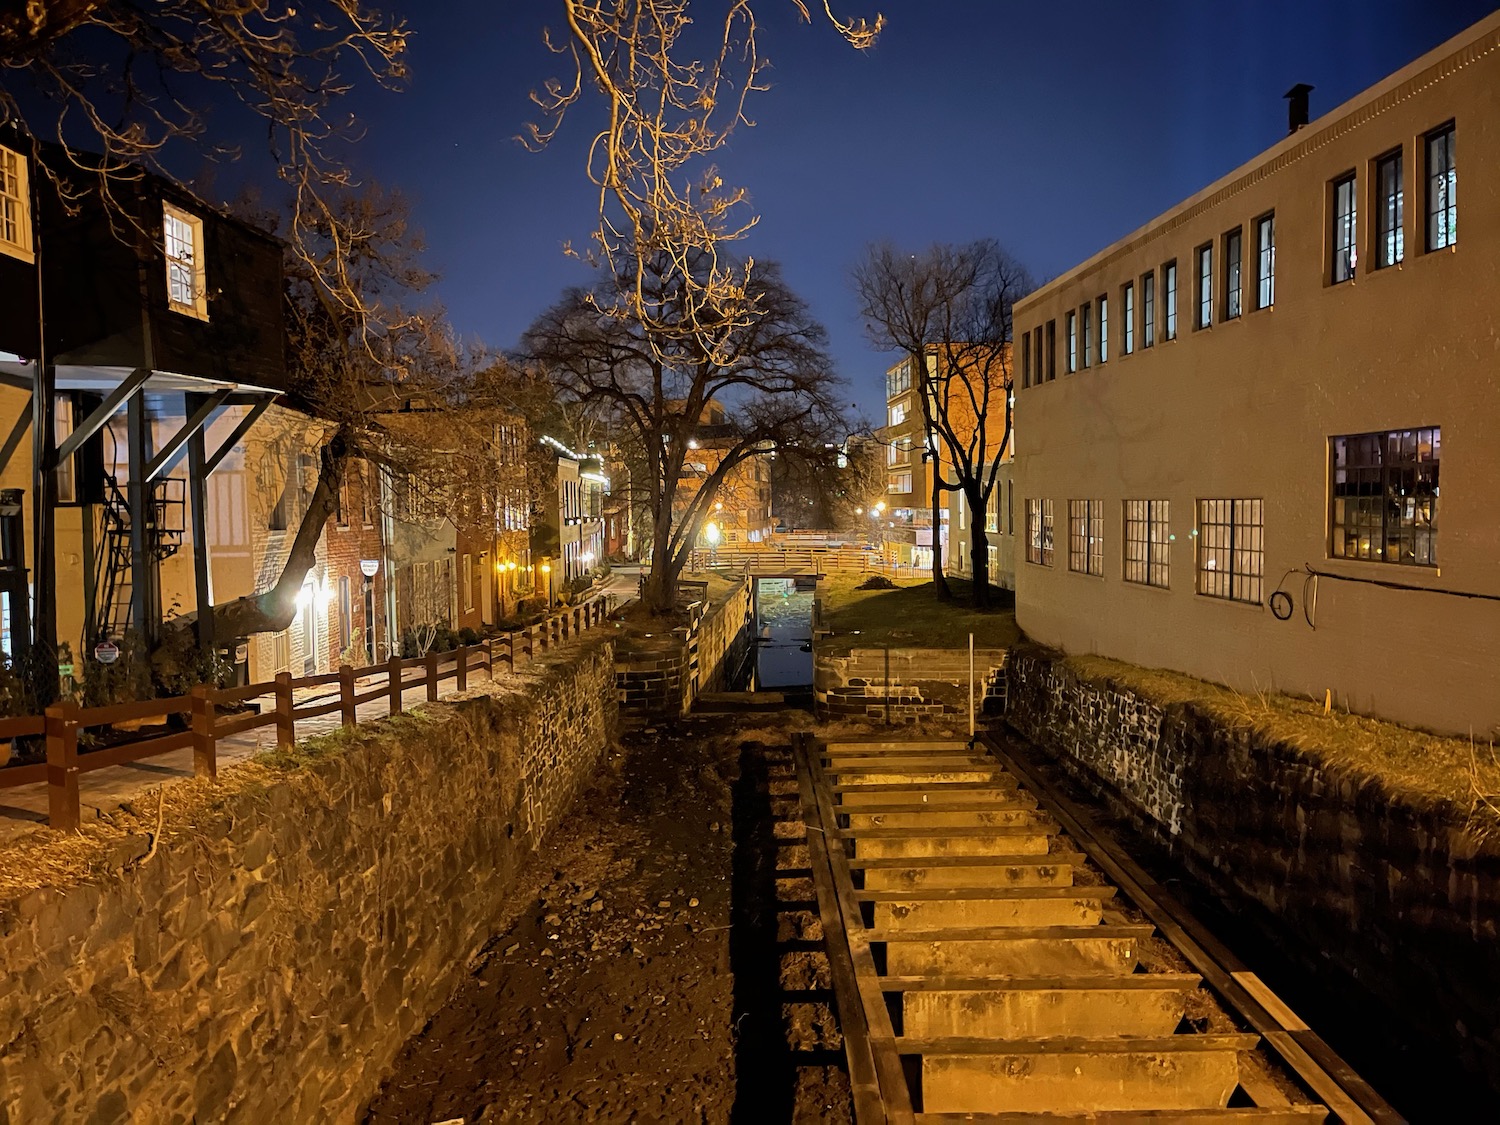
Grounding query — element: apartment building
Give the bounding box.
[1013,13,1498,735]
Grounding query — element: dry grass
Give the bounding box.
[818,573,1020,655]
[1062,652,1500,824]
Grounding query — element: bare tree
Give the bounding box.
[0,0,409,324]
[854,239,1032,606]
[523,253,844,614]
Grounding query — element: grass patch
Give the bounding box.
[818,574,1020,655]
[1060,650,1500,824]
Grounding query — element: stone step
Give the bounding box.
[824,741,971,756]
[886,973,1200,1039]
[878,925,1151,977]
[849,826,1055,860]
[855,853,1084,891]
[914,1109,1329,1123]
[838,793,1041,814]
[906,1034,1259,1115]
[844,808,1049,831]
[823,754,1000,771]
[867,886,1115,931]
[836,782,1021,808]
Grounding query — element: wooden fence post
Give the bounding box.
[456,645,468,693]
[274,672,295,750]
[425,650,439,702]
[387,655,403,715]
[487,637,498,681]
[190,686,217,780]
[339,664,357,727]
[45,703,80,832]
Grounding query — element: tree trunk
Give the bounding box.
[929,459,951,600]
[643,510,679,615]
[969,491,991,609]
[162,429,349,649]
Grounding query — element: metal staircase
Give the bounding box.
[92,474,186,640]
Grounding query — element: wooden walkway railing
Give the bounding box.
[0,597,610,832]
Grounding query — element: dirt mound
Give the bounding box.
[854,575,895,590]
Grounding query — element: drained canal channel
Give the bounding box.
[357,703,1492,1123]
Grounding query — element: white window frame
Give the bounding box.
[163,202,208,319]
[0,145,33,263]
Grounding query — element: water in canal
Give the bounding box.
[742,578,815,691]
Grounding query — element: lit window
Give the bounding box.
[888,399,908,427]
[1142,271,1155,347]
[1425,122,1456,251]
[1375,151,1404,269]
[163,202,208,318]
[1255,214,1275,309]
[1195,244,1212,329]
[1067,499,1103,576]
[1097,295,1109,364]
[1066,311,1078,373]
[1330,427,1439,567]
[1331,173,1357,283]
[1196,498,1264,604]
[1223,227,1242,320]
[1081,303,1092,368]
[1163,261,1178,340]
[1025,498,1054,566]
[1123,500,1170,588]
[0,145,33,262]
[1121,282,1134,355]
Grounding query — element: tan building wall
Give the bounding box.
[1013,13,1500,736]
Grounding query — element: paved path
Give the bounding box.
[0,654,543,846]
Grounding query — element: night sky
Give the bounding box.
[325,1,1496,422]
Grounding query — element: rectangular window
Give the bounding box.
[888,399,908,427]
[1331,173,1357,282]
[1123,500,1170,588]
[1142,271,1155,347]
[886,360,912,399]
[1067,500,1104,576]
[1195,244,1213,329]
[1007,483,1014,534]
[1121,282,1134,355]
[1255,213,1275,309]
[1163,261,1178,340]
[1426,122,1457,251]
[889,471,912,494]
[1066,311,1078,373]
[163,202,208,319]
[1021,330,1032,387]
[1025,498,1054,566]
[1223,228,1242,320]
[339,576,352,652]
[1045,321,1056,380]
[1330,427,1439,567]
[1097,295,1109,363]
[0,145,33,262]
[1196,498,1264,604]
[1375,149,1404,268]
[1081,304,1092,369]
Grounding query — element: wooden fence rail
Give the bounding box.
[0,596,610,832]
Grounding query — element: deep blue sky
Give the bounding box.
[326,1,1497,420]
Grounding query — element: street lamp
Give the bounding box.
[704,520,721,567]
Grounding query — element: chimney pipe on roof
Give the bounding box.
[1285,83,1313,134]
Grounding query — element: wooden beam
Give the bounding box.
[56,367,149,463]
[204,397,272,475]
[0,396,32,475]
[144,388,233,482]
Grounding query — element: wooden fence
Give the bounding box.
[0,597,610,833]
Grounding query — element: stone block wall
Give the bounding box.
[0,639,617,1124]
[815,646,1008,721]
[615,577,752,715]
[1005,641,1500,1091]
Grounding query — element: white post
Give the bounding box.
[968,632,975,738]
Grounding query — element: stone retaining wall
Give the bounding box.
[815,646,1008,720]
[1005,641,1500,1091]
[615,578,752,715]
[0,639,618,1124]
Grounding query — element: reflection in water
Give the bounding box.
[750,578,814,689]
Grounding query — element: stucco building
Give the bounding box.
[1013,13,1499,735]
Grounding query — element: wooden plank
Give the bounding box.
[0,714,45,739]
[0,761,48,788]
[791,733,902,1125]
[294,700,343,721]
[77,730,194,772]
[211,682,276,705]
[981,734,1388,1125]
[213,711,274,740]
[78,694,191,726]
